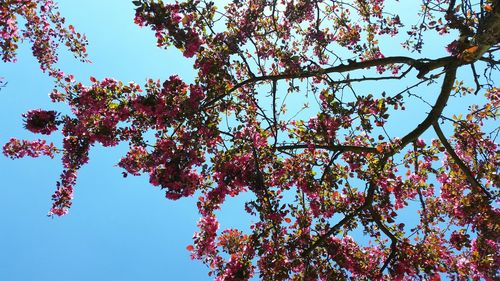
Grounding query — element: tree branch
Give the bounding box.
[301,64,458,260]
[369,206,399,273]
[398,64,458,150]
[275,143,378,154]
[202,56,457,109]
[432,121,493,200]
[301,207,364,258]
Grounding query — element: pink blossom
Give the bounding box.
[23,109,58,135]
[3,138,57,159]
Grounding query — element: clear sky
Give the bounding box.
[0,1,497,281]
[0,1,214,280]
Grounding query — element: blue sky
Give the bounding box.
[0,1,214,280]
[0,1,497,281]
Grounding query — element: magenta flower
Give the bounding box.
[23,109,58,135]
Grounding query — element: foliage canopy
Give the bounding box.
[2,0,499,280]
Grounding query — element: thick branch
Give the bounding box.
[472,2,500,61]
[275,143,378,154]
[397,64,458,151]
[202,56,456,109]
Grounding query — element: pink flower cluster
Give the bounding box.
[23,109,58,135]
[49,169,77,216]
[1,0,88,73]
[3,138,57,159]
[192,214,219,259]
[133,1,203,58]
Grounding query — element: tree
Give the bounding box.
[2,0,499,279]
